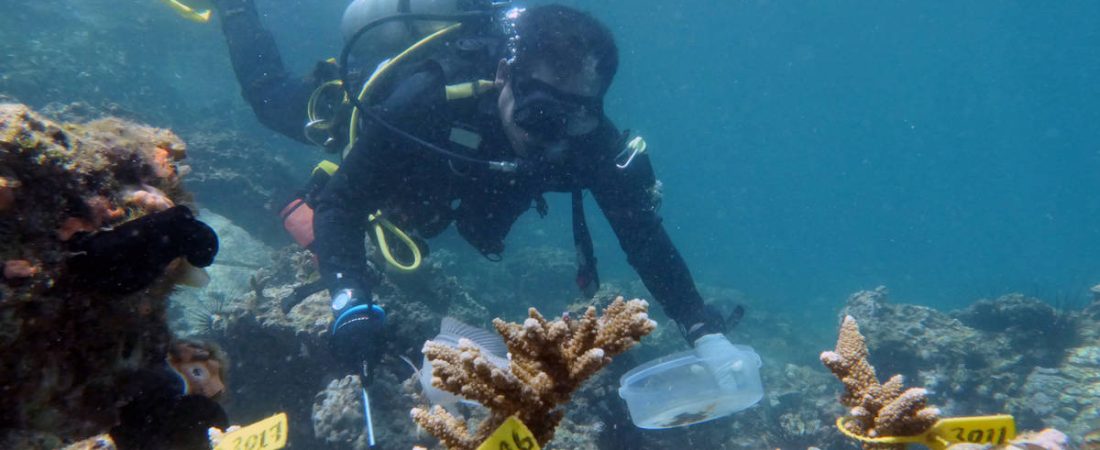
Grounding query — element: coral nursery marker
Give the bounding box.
[213,413,288,450]
[836,414,1017,450]
[477,416,540,450]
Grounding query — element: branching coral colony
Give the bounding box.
[821,316,941,450]
[411,296,656,450]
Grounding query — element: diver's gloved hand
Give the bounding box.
[693,333,743,392]
[65,206,218,295]
[682,303,745,344]
[329,287,386,373]
[687,304,749,392]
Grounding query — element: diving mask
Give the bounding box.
[511,74,602,141]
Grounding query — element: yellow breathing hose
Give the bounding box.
[302,22,467,271]
[368,211,422,272]
[307,80,346,125]
[344,22,465,158]
[159,0,212,23]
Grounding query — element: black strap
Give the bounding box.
[397,0,417,41]
[572,190,599,298]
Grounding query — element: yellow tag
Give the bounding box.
[476,416,541,450]
[837,415,1016,450]
[924,415,1016,449]
[214,413,289,450]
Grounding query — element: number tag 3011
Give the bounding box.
[213,413,288,450]
[837,414,1017,450]
[926,415,1017,449]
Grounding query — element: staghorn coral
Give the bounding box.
[821,315,941,449]
[412,296,656,449]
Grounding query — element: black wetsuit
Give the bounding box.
[215,1,719,335]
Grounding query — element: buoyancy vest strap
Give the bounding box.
[313,160,340,177]
[445,80,496,101]
[345,23,465,159]
[368,210,422,272]
[572,190,599,298]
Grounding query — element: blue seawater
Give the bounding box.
[4,0,1096,311]
[3,0,1100,448]
[563,0,1100,311]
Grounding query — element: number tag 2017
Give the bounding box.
[476,416,541,450]
[214,413,288,450]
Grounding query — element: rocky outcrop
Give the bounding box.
[1006,300,1100,438]
[839,287,1098,443]
[177,130,299,244]
[0,104,197,446]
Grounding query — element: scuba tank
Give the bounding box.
[311,0,508,154]
[341,0,457,70]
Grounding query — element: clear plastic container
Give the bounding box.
[618,345,763,429]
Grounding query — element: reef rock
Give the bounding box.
[1007,318,1100,439]
[840,287,1018,414]
[178,130,298,244]
[201,245,494,449]
[952,293,1077,367]
[840,287,1099,443]
[170,208,273,338]
[0,104,195,445]
[313,375,369,449]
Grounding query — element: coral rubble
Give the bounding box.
[313,375,370,449]
[412,296,656,449]
[821,315,941,449]
[0,103,194,445]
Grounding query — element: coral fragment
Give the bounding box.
[412,297,655,449]
[821,316,940,449]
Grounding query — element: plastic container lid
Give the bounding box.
[618,345,763,429]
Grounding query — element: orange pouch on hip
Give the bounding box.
[280,199,315,248]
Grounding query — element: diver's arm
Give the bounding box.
[589,143,713,336]
[312,65,448,294]
[213,0,314,143]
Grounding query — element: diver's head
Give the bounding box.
[496,5,618,157]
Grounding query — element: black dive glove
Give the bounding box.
[328,279,386,375]
[66,206,218,295]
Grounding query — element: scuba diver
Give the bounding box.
[210,0,743,394]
